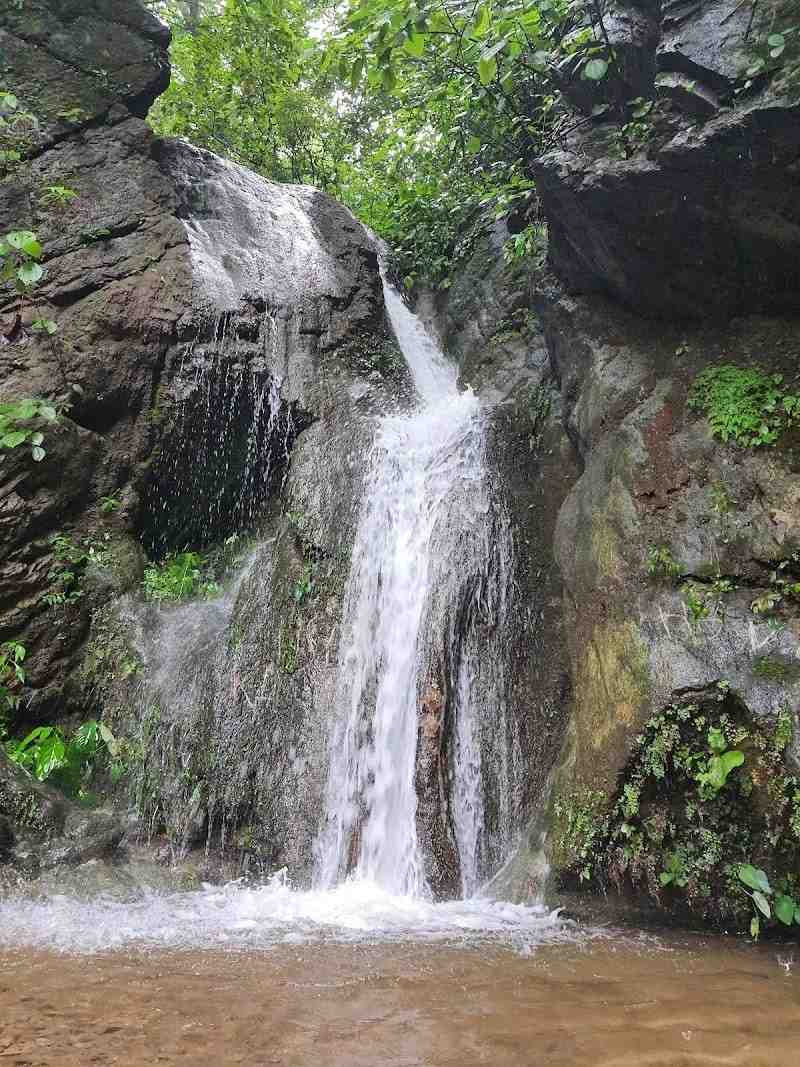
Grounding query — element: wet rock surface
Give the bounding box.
[0,0,399,879]
[535,2,800,319]
[430,0,800,914]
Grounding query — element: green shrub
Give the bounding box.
[44,532,112,608]
[646,545,682,580]
[5,719,124,799]
[560,692,800,934]
[143,550,219,602]
[688,364,800,447]
[0,641,26,738]
[0,397,59,461]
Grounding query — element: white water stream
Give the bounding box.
[0,278,566,954]
[317,283,484,895]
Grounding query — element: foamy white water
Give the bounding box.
[0,874,577,955]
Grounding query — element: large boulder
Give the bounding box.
[0,0,392,729]
[534,0,800,319]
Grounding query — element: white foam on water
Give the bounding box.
[0,873,584,956]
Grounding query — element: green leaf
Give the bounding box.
[21,236,42,259]
[17,262,43,287]
[753,891,771,918]
[708,726,726,754]
[39,405,57,422]
[31,445,46,462]
[720,749,744,776]
[403,30,425,57]
[381,66,397,91]
[775,894,796,925]
[2,430,27,448]
[768,33,786,48]
[350,58,364,88]
[750,915,760,939]
[466,135,481,154]
[31,317,58,335]
[738,864,772,895]
[5,229,37,251]
[74,720,100,751]
[478,55,497,85]
[583,58,609,81]
[472,3,492,37]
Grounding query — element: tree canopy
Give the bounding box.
[146,0,615,285]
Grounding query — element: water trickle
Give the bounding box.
[141,309,301,555]
[316,277,517,898]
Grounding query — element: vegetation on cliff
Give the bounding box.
[145,0,800,286]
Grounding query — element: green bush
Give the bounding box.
[5,719,124,799]
[555,693,800,934]
[44,532,112,608]
[143,550,219,602]
[688,364,800,447]
[0,397,59,461]
[0,641,26,739]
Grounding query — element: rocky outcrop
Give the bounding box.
[432,0,800,921]
[1,0,403,880]
[0,1,394,727]
[535,1,800,319]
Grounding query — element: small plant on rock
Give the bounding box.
[688,364,800,447]
[5,719,123,799]
[646,545,682,580]
[0,397,58,461]
[737,863,800,939]
[44,531,112,608]
[143,550,218,602]
[0,641,26,739]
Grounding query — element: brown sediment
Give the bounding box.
[1,934,798,1066]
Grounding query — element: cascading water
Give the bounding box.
[316,277,517,899]
[0,271,567,955]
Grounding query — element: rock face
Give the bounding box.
[432,2,800,920]
[535,2,800,319]
[0,2,392,719]
[1,0,401,880]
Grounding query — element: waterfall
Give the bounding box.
[316,278,516,898]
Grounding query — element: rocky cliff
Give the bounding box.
[433,0,800,926]
[3,0,800,928]
[0,0,402,876]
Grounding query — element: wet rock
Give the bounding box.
[655,71,720,119]
[535,97,800,319]
[657,0,751,95]
[0,0,391,734]
[0,750,123,878]
[554,2,659,115]
[415,682,461,899]
[421,224,581,887]
[534,0,800,320]
[0,815,14,858]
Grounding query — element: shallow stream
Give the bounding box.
[1,913,797,1066]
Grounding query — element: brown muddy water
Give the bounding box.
[1,933,799,1066]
